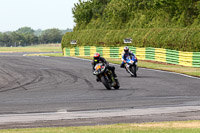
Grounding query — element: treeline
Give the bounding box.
[73,0,200,30]
[61,0,200,52]
[0,27,72,47]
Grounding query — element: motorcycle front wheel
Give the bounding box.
[130,66,137,77]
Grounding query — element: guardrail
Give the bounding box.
[63,46,200,67]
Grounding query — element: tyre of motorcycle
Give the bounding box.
[125,64,130,73]
[134,65,137,77]
[130,65,137,77]
[101,75,111,90]
[127,65,134,77]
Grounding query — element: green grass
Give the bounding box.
[1,45,199,77]
[27,53,63,57]
[137,60,200,77]
[138,60,200,77]
[1,44,199,77]
[0,44,62,53]
[1,121,200,133]
[70,56,200,77]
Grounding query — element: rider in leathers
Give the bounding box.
[120,46,137,68]
[92,53,117,82]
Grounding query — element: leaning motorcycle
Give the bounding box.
[93,63,120,90]
[124,56,138,77]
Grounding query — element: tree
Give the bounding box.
[72,0,200,30]
[0,28,72,46]
[9,32,24,46]
[40,28,63,44]
[16,27,34,35]
[34,29,43,36]
[72,0,93,29]
[92,0,111,18]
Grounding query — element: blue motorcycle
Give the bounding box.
[124,56,138,77]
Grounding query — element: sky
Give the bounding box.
[0,0,81,32]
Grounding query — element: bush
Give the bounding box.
[62,28,200,52]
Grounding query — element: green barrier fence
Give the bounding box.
[64,46,200,67]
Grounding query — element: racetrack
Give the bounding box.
[0,53,200,128]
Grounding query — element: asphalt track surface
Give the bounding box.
[0,53,200,129]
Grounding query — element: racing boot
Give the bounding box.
[111,73,117,86]
[120,64,125,68]
[96,76,101,82]
[96,78,100,82]
[111,76,116,86]
[113,71,118,79]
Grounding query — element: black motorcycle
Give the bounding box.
[93,63,120,90]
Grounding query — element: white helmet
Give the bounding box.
[124,46,129,53]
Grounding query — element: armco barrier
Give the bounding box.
[63,46,200,67]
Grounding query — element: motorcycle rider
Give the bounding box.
[120,46,137,68]
[92,53,117,82]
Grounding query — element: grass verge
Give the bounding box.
[28,54,200,77]
[27,53,63,57]
[0,44,62,53]
[1,121,200,133]
[24,53,200,77]
[2,44,199,78]
[69,56,200,77]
